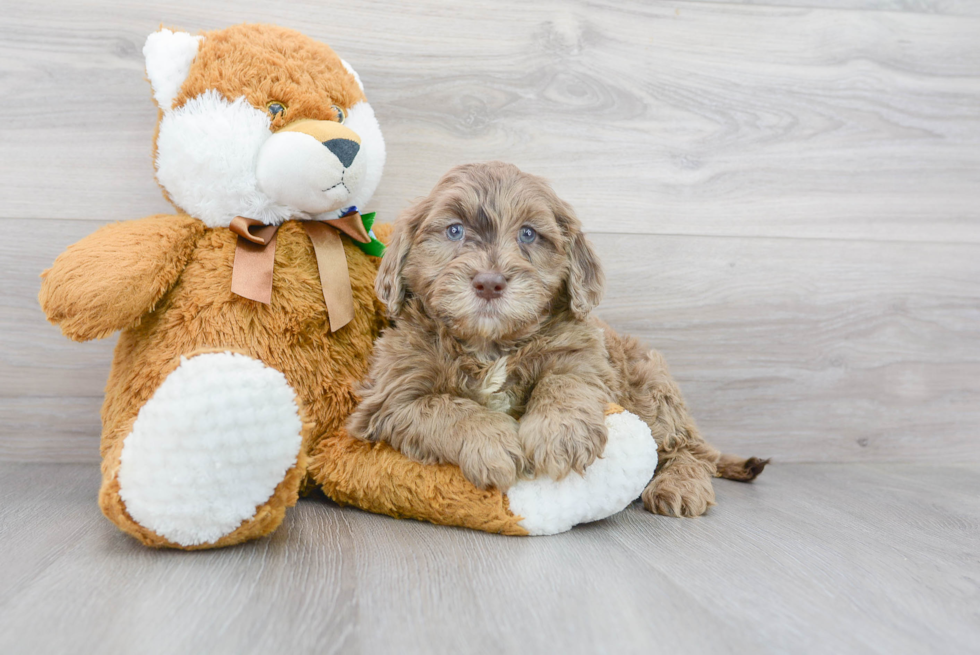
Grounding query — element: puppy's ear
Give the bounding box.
[376,198,427,317]
[568,232,605,319]
[554,198,605,320]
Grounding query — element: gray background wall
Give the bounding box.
[2,0,978,464]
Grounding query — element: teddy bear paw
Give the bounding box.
[505,409,658,535]
[116,352,304,547]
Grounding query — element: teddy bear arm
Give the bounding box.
[39,214,205,341]
[310,430,529,536]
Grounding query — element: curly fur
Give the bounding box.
[349,162,768,516]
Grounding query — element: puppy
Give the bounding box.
[347,161,767,517]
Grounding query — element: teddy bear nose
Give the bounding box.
[321,138,360,168]
[472,272,507,300]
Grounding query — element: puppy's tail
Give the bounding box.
[714,453,769,482]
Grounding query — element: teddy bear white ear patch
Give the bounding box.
[144,28,203,110]
[340,59,365,92]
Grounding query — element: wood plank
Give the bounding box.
[0,218,116,399]
[598,232,980,464]
[608,462,980,654]
[684,0,980,16]
[5,218,979,463]
[0,1,978,241]
[0,397,102,463]
[0,462,977,654]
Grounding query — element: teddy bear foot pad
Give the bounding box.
[507,409,659,535]
[116,352,304,547]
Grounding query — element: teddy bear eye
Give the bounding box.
[446,223,465,241]
[267,102,286,118]
[332,105,346,124]
[518,226,537,244]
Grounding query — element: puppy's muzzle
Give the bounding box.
[472,271,507,300]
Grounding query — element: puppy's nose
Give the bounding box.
[322,138,360,168]
[472,272,507,300]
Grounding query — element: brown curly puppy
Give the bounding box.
[347,161,767,517]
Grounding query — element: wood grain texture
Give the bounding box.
[685,0,980,16]
[0,397,103,463]
[0,0,978,242]
[602,233,980,463]
[0,462,977,655]
[5,218,979,463]
[0,219,116,400]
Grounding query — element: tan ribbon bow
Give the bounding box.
[230,210,371,332]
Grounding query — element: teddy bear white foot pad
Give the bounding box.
[506,410,659,535]
[117,352,303,546]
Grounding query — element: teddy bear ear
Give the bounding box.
[340,59,365,92]
[143,28,203,110]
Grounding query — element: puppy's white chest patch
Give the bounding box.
[477,356,511,413]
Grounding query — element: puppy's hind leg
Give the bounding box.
[644,440,769,516]
[632,385,768,515]
[623,366,720,517]
[641,416,719,518]
[608,334,719,517]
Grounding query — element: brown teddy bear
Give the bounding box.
[39,24,660,549]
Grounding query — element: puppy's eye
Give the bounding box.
[332,105,346,124]
[446,223,465,241]
[518,226,537,244]
[267,101,286,118]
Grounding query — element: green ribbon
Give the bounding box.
[353,212,386,257]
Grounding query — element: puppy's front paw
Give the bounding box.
[519,405,607,480]
[458,414,524,491]
[641,468,716,518]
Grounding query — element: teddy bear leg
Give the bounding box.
[310,406,659,537]
[505,406,660,535]
[99,351,307,549]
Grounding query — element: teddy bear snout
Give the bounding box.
[322,139,360,168]
[255,125,367,215]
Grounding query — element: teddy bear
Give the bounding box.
[38,24,659,549]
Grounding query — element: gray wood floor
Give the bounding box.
[1,462,977,655]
